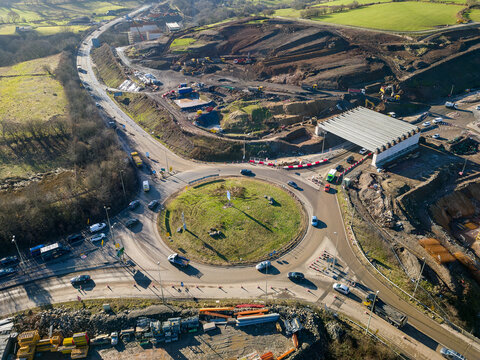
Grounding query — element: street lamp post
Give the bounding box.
[366,290,379,334]
[413,257,426,298]
[119,170,127,203]
[11,235,24,268]
[265,262,269,304]
[104,205,113,240]
[322,131,327,154]
[156,261,165,304]
[333,231,339,271]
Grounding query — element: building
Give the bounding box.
[316,107,421,167]
[128,24,162,43]
[166,22,181,32]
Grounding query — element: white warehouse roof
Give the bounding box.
[317,107,420,153]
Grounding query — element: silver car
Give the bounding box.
[256,260,271,271]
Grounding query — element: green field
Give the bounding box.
[314,0,390,7]
[160,178,304,264]
[170,37,197,51]
[0,54,66,124]
[273,8,303,17]
[0,0,141,35]
[314,2,460,31]
[468,9,480,21]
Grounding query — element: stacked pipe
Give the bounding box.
[236,313,280,327]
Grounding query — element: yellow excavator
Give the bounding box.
[365,99,375,109]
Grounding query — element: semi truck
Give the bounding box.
[326,169,337,183]
[168,253,190,267]
[363,293,408,328]
[131,152,143,167]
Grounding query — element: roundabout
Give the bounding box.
[159,177,305,265]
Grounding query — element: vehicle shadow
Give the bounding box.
[259,265,280,275]
[297,279,317,290]
[127,222,143,234]
[82,280,97,292]
[346,291,362,303]
[400,323,439,350]
[133,270,152,289]
[313,220,327,229]
[178,264,204,278]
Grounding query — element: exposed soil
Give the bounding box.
[151,17,480,99]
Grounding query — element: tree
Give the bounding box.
[7,10,20,23]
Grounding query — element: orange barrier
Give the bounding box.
[292,333,299,349]
[260,351,275,360]
[199,307,234,312]
[277,348,295,360]
[199,311,230,319]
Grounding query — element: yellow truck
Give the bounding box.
[130,152,143,168]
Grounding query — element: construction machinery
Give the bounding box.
[365,99,375,109]
[363,293,408,328]
[130,152,143,168]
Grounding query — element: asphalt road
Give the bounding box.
[1,8,480,360]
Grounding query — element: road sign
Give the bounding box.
[146,152,150,158]
[227,191,231,201]
[117,247,125,258]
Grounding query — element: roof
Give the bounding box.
[317,107,420,152]
[166,22,181,30]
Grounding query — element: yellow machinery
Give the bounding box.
[365,99,375,109]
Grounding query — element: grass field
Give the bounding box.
[170,37,197,52]
[468,9,480,21]
[314,2,460,31]
[160,178,303,264]
[314,0,390,7]
[0,53,70,180]
[0,53,66,124]
[0,0,141,35]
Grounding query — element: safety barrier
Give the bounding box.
[249,159,276,166]
[283,159,328,170]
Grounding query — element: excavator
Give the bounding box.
[365,99,375,109]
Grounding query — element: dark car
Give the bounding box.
[128,200,140,210]
[287,181,298,189]
[0,267,16,279]
[288,272,305,281]
[148,200,159,210]
[67,233,84,243]
[240,169,253,176]
[125,218,139,228]
[70,274,91,285]
[0,256,18,267]
[336,164,343,172]
[346,156,355,164]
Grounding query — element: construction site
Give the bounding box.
[1,302,397,360]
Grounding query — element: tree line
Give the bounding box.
[0,48,137,253]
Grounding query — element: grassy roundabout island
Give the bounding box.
[159,177,305,265]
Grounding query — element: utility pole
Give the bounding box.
[333,231,339,271]
[157,261,165,304]
[165,150,169,173]
[322,131,327,154]
[413,257,426,298]
[119,170,127,203]
[366,290,379,334]
[243,136,246,161]
[12,235,24,269]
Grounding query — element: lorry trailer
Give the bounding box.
[363,293,408,328]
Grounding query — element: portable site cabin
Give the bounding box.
[143,180,150,192]
[326,169,337,183]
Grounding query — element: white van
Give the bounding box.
[143,180,150,192]
[445,101,458,109]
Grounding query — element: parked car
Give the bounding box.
[311,216,318,227]
[359,148,368,155]
[125,218,139,228]
[440,347,465,360]
[90,222,106,233]
[95,102,101,108]
[346,156,355,164]
[0,256,18,267]
[288,272,304,281]
[287,181,298,189]
[67,233,84,243]
[70,274,91,285]
[333,283,350,295]
[476,105,480,111]
[128,200,140,210]
[445,101,458,109]
[0,267,16,279]
[148,200,159,210]
[110,332,118,346]
[422,121,431,127]
[433,117,443,124]
[432,134,440,139]
[324,184,331,193]
[90,233,106,243]
[335,164,343,172]
[240,169,253,176]
[256,260,271,271]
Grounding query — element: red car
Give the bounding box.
[324,184,331,192]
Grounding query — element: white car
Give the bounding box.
[311,216,318,227]
[333,283,350,295]
[476,105,480,111]
[422,121,431,127]
[90,233,106,243]
[256,260,271,271]
[359,148,368,155]
[432,134,440,139]
[110,332,118,346]
[433,117,443,124]
[90,222,106,233]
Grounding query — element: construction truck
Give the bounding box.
[363,293,408,328]
[131,152,143,168]
[301,84,318,92]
